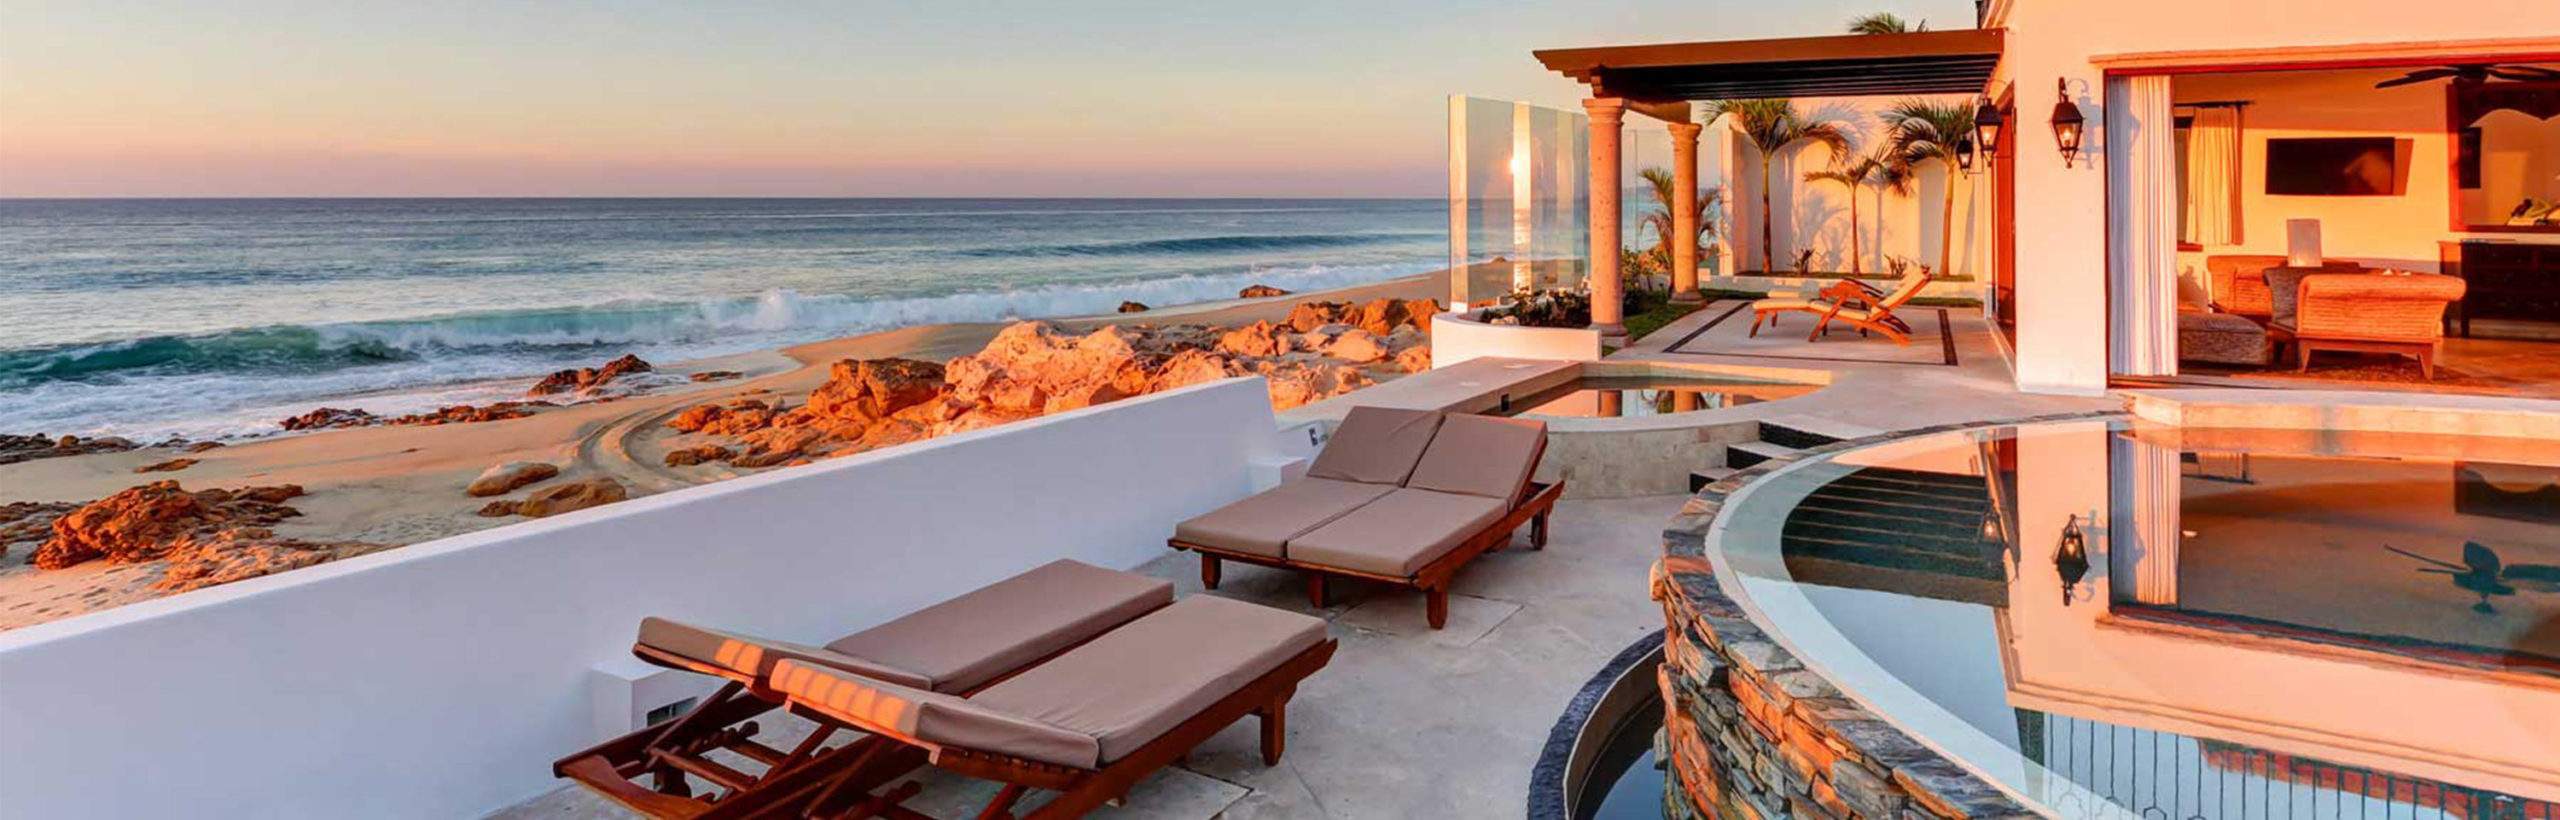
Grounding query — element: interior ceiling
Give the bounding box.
[1534,29,2004,102]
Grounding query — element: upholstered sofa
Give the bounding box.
[2205,254,2364,320]
[2267,270,2468,378]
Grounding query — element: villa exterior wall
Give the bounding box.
[1717,94,1994,283]
[0,377,1303,819]
[1990,0,2560,394]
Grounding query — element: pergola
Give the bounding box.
[1531,29,2004,339]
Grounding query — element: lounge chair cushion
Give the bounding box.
[1753,297,1822,310]
[825,559,1175,692]
[638,618,930,689]
[1172,477,1394,559]
[770,659,1101,769]
[1284,488,1508,577]
[1303,406,1444,485]
[971,595,1328,766]
[1403,414,1547,507]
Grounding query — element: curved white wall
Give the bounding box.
[1430,310,1602,368]
[0,377,1298,819]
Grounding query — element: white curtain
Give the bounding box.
[2106,433,2182,606]
[2108,75,2180,377]
[2183,107,2242,247]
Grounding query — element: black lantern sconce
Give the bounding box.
[2050,78,2086,167]
[1955,134,1977,173]
[2054,513,2090,604]
[1973,95,2004,159]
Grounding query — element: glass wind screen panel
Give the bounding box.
[1448,96,1588,306]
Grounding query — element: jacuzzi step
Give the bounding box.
[1755,416,1884,450]
[1724,440,1799,469]
[1687,467,1736,494]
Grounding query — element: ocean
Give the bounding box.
[0,198,1444,442]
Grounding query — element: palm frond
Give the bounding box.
[1846,12,1915,34]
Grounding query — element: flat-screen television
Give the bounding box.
[2265,137,2399,196]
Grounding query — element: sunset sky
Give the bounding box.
[2,1,1968,198]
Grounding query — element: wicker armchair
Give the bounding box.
[2275,272,2467,378]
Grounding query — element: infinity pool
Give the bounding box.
[1712,420,2560,816]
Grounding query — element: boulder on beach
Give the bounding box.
[1239,284,1291,299]
[512,477,627,518]
[280,407,378,431]
[688,370,743,383]
[2,433,143,466]
[1117,301,1150,313]
[154,533,383,594]
[466,461,559,497]
[528,354,654,396]
[663,444,733,467]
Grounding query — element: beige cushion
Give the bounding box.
[972,595,1328,765]
[1304,406,1443,485]
[1172,477,1394,559]
[1404,414,1546,507]
[1284,488,1507,577]
[638,617,930,689]
[1752,297,1823,310]
[770,659,1101,769]
[825,559,1173,692]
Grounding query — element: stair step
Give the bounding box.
[1778,536,2004,581]
[1757,415,1885,446]
[1689,467,1738,494]
[1725,440,1800,469]
[1781,519,1992,555]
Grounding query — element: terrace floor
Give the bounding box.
[496,494,1691,820]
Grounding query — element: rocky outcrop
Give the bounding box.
[279,401,547,432]
[466,462,559,497]
[134,458,198,474]
[528,354,654,397]
[663,444,734,467]
[1117,301,1150,313]
[688,370,743,383]
[184,440,227,453]
[30,481,306,570]
[154,533,384,593]
[280,407,378,431]
[1,433,141,466]
[652,298,1438,474]
[1239,284,1291,299]
[1,501,80,557]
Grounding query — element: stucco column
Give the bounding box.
[1668,121,1705,302]
[1583,97,1626,340]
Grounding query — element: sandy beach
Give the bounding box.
[0,271,1446,630]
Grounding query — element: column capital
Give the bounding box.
[1666,121,1704,143]
[1581,97,1628,123]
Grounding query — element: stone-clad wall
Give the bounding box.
[1651,412,2116,820]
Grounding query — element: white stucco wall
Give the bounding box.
[1990,0,2560,394]
[1431,309,1602,366]
[1715,94,1995,282]
[0,377,1299,819]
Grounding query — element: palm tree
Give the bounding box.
[1802,156,1876,274]
[1636,167,1725,285]
[1866,150,1916,274]
[1883,100,1976,277]
[1846,12,1925,34]
[1706,99,1849,273]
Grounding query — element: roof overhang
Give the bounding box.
[1535,29,2005,102]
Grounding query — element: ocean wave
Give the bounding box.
[956,232,1434,259]
[0,261,1435,438]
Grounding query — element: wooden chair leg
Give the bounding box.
[1425,586,1449,630]
[2419,348,2436,380]
[1258,701,1287,766]
[1305,573,1328,608]
[1530,511,1549,549]
[2297,343,2313,372]
[1200,554,1221,589]
[975,784,1029,820]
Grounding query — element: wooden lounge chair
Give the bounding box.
[552,559,1174,819]
[1803,268,1932,345]
[1168,406,1562,629]
[768,595,1336,819]
[1747,269,1924,339]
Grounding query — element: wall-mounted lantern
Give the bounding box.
[2054,513,2090,604]
[2050,78,2086,167]
[1972,96,2004,157]
[1955,134,1977,173]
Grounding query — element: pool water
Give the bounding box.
[1577,705,1667,820]
[1492,376,1817,418]
[1717,420,2560,816]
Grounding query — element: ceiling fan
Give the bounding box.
[2374,63,2560,88]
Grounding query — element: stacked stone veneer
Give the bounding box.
[1652,412,2117,820]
